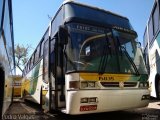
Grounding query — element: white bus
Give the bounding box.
[0,0,15,118]
[22,1,149,114]
[143,0,160,99]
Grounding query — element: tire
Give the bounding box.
[40,88,43,110]
[155,74,160,99]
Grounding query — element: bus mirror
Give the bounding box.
[58,25,68,45]
[136,42,141,48]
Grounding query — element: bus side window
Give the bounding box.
[43,39,49,83]
[35,45,40,63]
[50,39,55,76]
[40,39,45,57]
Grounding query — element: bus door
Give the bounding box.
[49,37,66,111]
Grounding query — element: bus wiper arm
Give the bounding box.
[121,46,139,75]
[98,34,110,74]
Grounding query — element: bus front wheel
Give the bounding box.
[155,74,160,99]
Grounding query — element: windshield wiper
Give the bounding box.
[98,34,110,74]
[121,46,140,75]
[116,37,123,57]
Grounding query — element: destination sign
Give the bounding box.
[113,26,136,34]
[69,23,106,34]
[69,23,136,35]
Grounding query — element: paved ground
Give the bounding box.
[2,99,160,120]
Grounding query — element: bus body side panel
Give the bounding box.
[22,60,43,104]
[148,32,160,98]
[0,31,13,116]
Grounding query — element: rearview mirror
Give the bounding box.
[58,25,68,45]
[136,42,141,48]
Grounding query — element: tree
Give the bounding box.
[14,44,30,72]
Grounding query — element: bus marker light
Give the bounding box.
[139,83,144,88]
[80,105,97,111]
[141,95,150,100]
[144,83,148,87]
[69,81,79,89]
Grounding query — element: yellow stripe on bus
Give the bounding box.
[79,73,140,82]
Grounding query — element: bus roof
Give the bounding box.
[61,1,133,31]
[62,0,129,21]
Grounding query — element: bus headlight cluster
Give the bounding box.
[69,81,79,89]
[80,97,98,103]
[139,82,149,88]
[81,81,97,89]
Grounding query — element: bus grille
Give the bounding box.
[100,82,137,88]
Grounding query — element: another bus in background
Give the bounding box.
[22,1,149,114]
[13,75,22,98]
[143,0,160,99]
[0,0,15,118]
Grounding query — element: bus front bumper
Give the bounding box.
[64,89,150,115]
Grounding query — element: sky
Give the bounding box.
[12,0,154,74]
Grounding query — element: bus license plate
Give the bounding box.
[80,105,97,111]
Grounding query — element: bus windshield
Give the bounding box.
[66,25,147,75]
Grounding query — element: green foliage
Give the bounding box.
[14,44,30,72]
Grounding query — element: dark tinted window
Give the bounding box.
[40,39,45,57]
[152,4,159,35]
[143,28,148,48]
[65,3,133,30]
[35,45,40,63]
[51,8,63,36]
[0,0,3,28]
[41,29,49,56]
[43,40,49,83]
[148,18,153,43]
[30,55,35,68]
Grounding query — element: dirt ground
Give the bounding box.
[2,99,160,120]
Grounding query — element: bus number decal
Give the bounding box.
[99,76,114,81]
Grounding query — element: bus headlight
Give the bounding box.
[139,82,149,88]
[144,83,148,87]
[81,81,97,89]
[139,83,144,88]
[81,98,88,103]
[69,81,79,89]
[88,82,95,87]
[80,97,98,103]
[81,82,88,88]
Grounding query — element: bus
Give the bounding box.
[22,1,149,114]
[143,0,160,99]
[0,0,15,118]
[13,75,22,98]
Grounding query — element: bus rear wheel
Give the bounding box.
[155,74,160,99]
